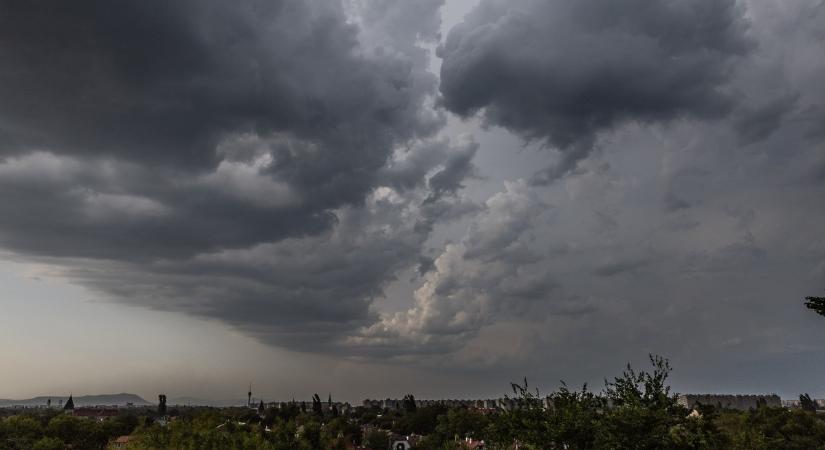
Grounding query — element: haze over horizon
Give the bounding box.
[1,0,825,404]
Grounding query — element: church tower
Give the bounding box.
[63,394,74,411]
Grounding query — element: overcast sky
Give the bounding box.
[1,0,825,403]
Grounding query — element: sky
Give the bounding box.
[1,0,824,404]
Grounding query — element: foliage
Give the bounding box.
[31,436,64,450]
[395,404,448,436]
[403,395,417,413]
[312,394,323,417]
[667,404,728,450]
[364,429,390,450]
[800,394,817,412]
[716,406,825,450]
[486,377,548,448]
[0,411,138,450]
[595,355,685,449]
[804,294,825,317]
[1,415,43,449]
[545,383,604,449]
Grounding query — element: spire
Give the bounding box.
[63,394,74,410]
[258,400,265,415]
[158,394,167,416]
[248,382,252,407]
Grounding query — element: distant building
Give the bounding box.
[677,394,781,411]
[362,397,533,412]
[110,435,133,449]
[782,399,801,409]
[461,438,486,449]
[63,395,75,411]
[362,399,382,408]
[782,398,825,410]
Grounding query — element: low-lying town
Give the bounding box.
[0,393,792,413]
[0,388,823,449]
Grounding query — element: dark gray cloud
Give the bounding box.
[0,152,336,260]
[663,167,711,212]
[0,0,481,352]
[733,93,799,145]
[0,0,447,260]
[56,189,436,351]
[1,0,825,398]
[663,192,692,213]
[0,0,436,167]
[438,0,751,181]
[593,258,651,277]
[0,0,454,258]
[427,139,479,200]
[417,0,825,372]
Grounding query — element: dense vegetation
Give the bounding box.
[0,411,138,449]
[805,293,825,317]
[3,356,825,449]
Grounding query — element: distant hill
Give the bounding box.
[0,393,149,407]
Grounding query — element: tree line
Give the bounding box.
[3,355,825,449]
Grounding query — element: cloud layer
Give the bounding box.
[0,0,445,259]
[0,0,474,351]
[0,0,824,386]
[438,0,751,181]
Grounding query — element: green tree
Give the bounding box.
[312,394,323,417]
[325,416,361,446]
[438,408,490,442]
[3,415,44,448]
[364,429,390,450]
[800,394,817,412]
[32,436,65,450]
[546,383,604,450]
[403,395,417,414]
[486,378,549,448]
[726,406,825,450]
[595,355,685,450]
[300,420,322,449]
[395,404,448,437]
[45,414,81,444]
[804,293,825,316]
[668,404,728,450]
[101,413,139,439]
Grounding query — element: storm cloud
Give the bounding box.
[0,0,445,259]
[438,0,751,181]
[0,0,825,398]
[0,0,476,350]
